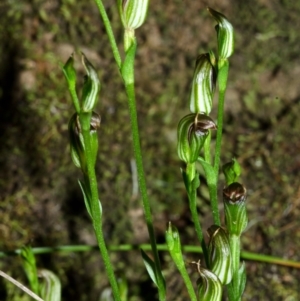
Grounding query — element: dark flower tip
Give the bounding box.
[189,113,217,139]
[223,182,246,204]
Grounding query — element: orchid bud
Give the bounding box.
[207,225,233,285]
[119,0,149,30]
[68,112,101,173]
[222,158,241,186]
[189,53,216,114]
[195,261,222,301]
[165,222,183,259]
[223,182,248,236]
[208,7,234,59]
[81,53,101,113]
[177,113,216,164]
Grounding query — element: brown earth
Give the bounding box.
[0,0,300,300]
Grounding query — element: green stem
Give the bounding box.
[186,163,209,267]
[213,59,229,174]
[208,59,229,226]
[6,245,300,268]
[124,82,165,300]
[197,158,221,225]
[93,0,122,69]
[176,263,197,301]
[79,113,121,301]
[206,175,220,226]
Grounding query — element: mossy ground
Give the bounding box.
[0,0,300,300]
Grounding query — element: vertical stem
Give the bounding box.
[124,83,165,300]
[213,59,229,174]
[79,114,121,301]
[188,189,209,267]
[93,0,122,69]
[206,180,220,226]
[176,263,197,301]
[186,163,209,267]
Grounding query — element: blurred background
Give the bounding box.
[0,0,300,300]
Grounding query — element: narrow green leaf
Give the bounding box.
[238,262,247,298]
[20,246,39,295]
[78,180,92,218]
[198,157,217,188]
[140,249,158,287]
[62,54,80,113]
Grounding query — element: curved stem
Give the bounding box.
[79,113,121,301]
[93,0,122,69]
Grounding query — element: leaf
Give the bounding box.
[238,262,247,298]
[78,180,92,218]
[140,249,158,287]
[198,157,217,187]
[121,40,137,84]
[20,246,40,295]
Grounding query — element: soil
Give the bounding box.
[0,0,300,300]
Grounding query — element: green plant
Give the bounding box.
[2,2,300,301]
[62,3,246,300]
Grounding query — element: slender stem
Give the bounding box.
[186,163,209,266]
[124,83,166,300]
[206,176,220,226]
[93,0,122,69]
[4,245,300,268]
[176,264,197,301]
[213,59,229,174]
[198,158,220,225]
[79,113,121,301]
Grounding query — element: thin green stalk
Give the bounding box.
[210,59,229,225]
[124,82,165,301]
[79,113,121,301]
[186,163,209,266]
[176,264,197,301]
[5,244,300,268]
[205,174,220,226]
[93,0,122,69]
[91,1,164,296]
[198,158,220,226]
[213,59,229,174]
